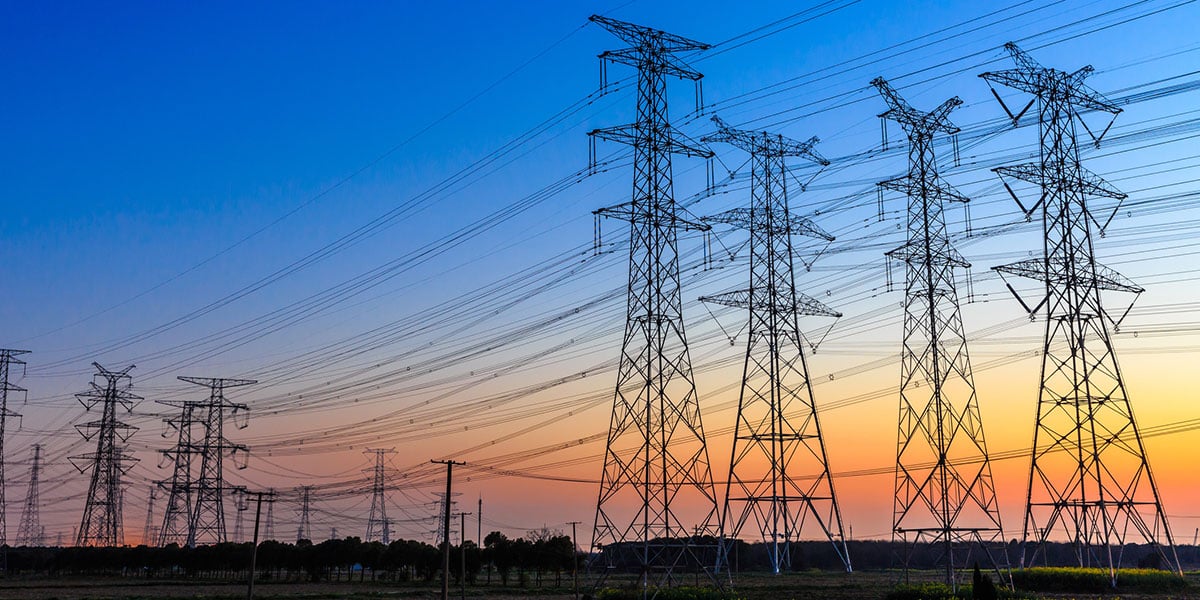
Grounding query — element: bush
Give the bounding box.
[1011,567,1188,593]
[885,582,966,600]
[595,586,740,600]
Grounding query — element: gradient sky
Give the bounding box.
[3,0,1200,549]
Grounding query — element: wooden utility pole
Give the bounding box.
[246,490,275,600]
[432,459,464,600]
[457,511,473,600]
[567,521,581,600]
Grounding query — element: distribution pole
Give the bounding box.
[700,115,850,575]
[0,349,29,554]
[72,363,140,547]
[981,43,1181,583]
[457,511,472,600]
[246,489,275,600]
[871,77,1008,588]
[432,459,463,600]
[587,15,721,593]
[568,521,581,600]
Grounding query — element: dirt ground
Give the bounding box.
[3,570,1200,600]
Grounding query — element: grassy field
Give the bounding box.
[4,569,1200,599]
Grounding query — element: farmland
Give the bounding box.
[3,569,1199,600]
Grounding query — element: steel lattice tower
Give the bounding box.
[296,486,312,542]
[980,43,1180,579]
[141,486,156,546]
[233,488,248,543]
[365,448,395,544]
[586,15,721,589]
[872,78,1009,587]
[698,116,850,574]
[72,363,140,547]
[16,443,43,547]
[181,376,253,547]
[264,487,276,541]
[0,349,29,551]
[158,400,199,546]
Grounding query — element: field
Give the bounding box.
[5,570,1200,600]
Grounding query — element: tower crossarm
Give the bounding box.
[886,243,969,269]
[589,124,713,159]
[993,258,1143,293]
[871,77,961,135]
[980,43,1121,116]
[589,15,709,75]
[700,288,841,317]
[703,207,833,240]
[178,376,257,388]
[879,176,969,204]
[702,115,829,165]
[594,201,710,231]
[995,164,1126,200]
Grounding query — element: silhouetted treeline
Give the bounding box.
[1,535,1193,581]
[1,530,580,585]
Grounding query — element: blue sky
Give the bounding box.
[3,1,1200,546]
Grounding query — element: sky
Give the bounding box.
[3,0,1200,551]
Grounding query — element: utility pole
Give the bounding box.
[700,115,850,575]
[365,448,395,543]
[432,459,464,600]
[872,77,1008,589]
[568,521,581,600]
[0,349,29,555]
[246,489,276,600]
[72,363,140,547]
[181,377,254,547]
[981,43,1181,584]
[587,15,721,593]
[16,443,42,546]
[457,511,472,600]
[158,400,199,547]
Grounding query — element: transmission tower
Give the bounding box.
[264,487,276,541]
[233,488,248,543]
[586,15,721,590]
[181,376,254,547]
[698,116,850,574]
[158,400,199,547]
[296,486,312,542]
[141,486,157,546]
[16,443,42,546]
[365,448,395,544]
[871,78,1008,588]
[0,349,29,551]
[72,363,140,547]
[980,43,1181,579]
